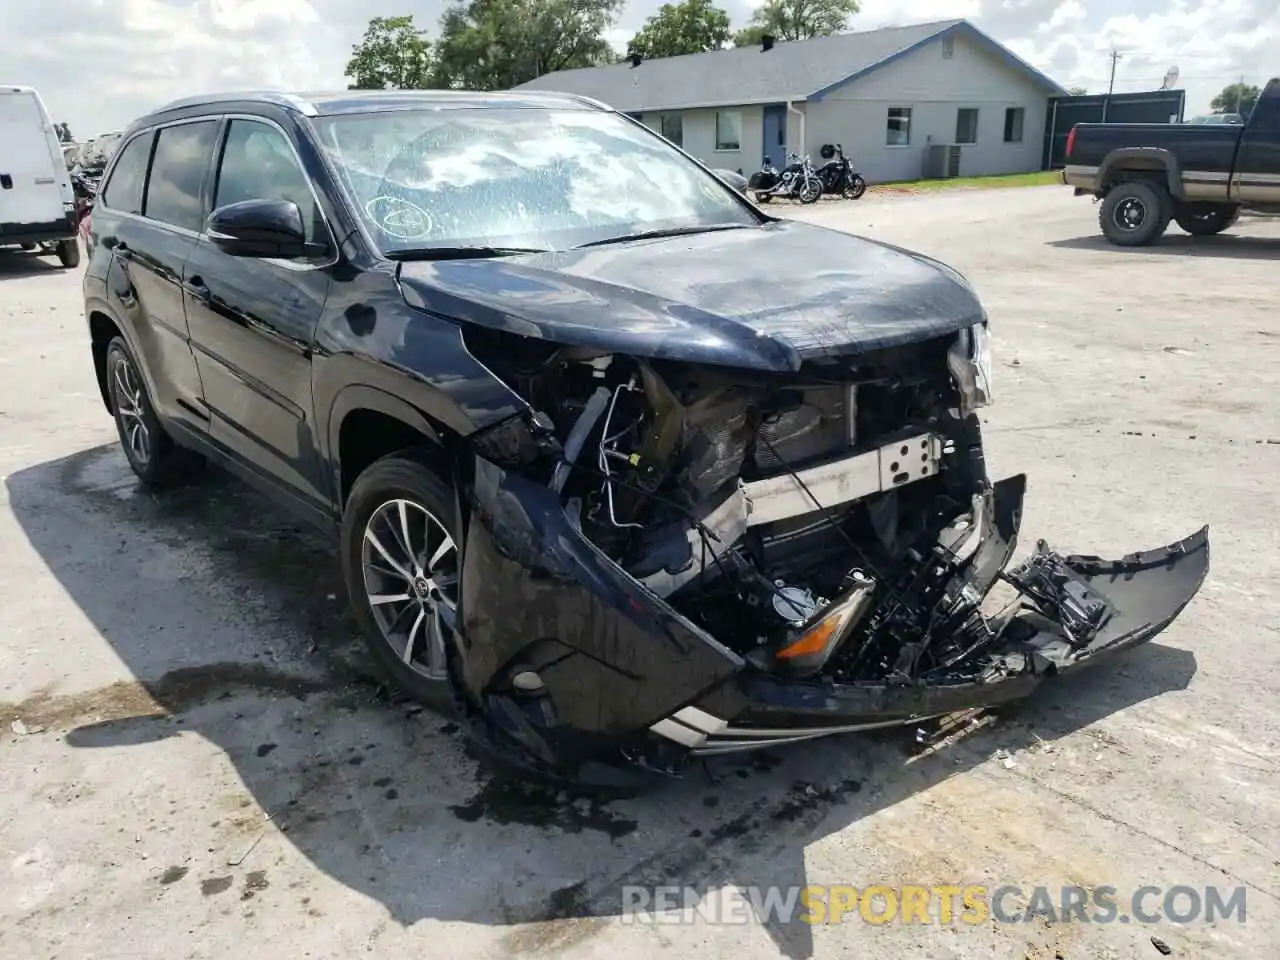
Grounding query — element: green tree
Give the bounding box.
[345,15,435,89]
[731,0,859,46]
[431,0,622,90]
[55,122,74,142]
[1210,82,1260,116]
[1067,86,1087,96]
[628,0,731,59]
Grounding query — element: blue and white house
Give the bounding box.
[515,19,1068,183]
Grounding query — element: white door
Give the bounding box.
[0,89,68,227]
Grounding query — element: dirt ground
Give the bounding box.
[1,186,1277,959]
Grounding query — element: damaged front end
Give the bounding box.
[451,324,1208,787]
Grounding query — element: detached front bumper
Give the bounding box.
[458,458,1209,781]
[662,525,1210,756]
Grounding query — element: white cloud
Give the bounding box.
[6,0,1276,140]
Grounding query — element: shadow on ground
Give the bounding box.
[4,445,1198,958]
[1050,232,1280,260]
[0,249,65,278]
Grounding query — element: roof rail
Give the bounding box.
[151,91,318,117]
[556,92,611,111]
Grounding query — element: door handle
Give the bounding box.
[184,276,211,303]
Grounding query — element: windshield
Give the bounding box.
[312,107,758,253]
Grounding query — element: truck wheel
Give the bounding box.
[1174,205,1238,236]
[56,238,81,268]
[1099,181,1171,247]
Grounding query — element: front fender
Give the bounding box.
[459,458,743,754]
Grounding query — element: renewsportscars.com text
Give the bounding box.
[620,884,1247,926]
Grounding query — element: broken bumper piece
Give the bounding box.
[657,524,1210,756]
[459,458,1209,782]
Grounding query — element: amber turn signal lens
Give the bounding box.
[775,615,841,660]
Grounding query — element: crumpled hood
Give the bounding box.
[396,219,984,372]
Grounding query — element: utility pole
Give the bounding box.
[1103,49,1122,122]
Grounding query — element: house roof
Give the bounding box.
[514,19,1067,112]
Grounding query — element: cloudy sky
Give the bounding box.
[12,0,1277,139]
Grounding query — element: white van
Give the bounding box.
[0,85,80,267]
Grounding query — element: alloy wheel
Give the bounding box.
[112,354,151,466]
[361,498,459,681]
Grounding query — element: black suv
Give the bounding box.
[84,90,1207,790]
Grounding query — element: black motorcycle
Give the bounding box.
[747,152,822,204]
[815,143,867,200]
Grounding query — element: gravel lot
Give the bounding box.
[2,186,1277,960]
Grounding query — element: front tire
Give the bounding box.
[56,238,81,268]
[1099,181,1171,246]
[843,175,867,200]
[798,179,822,204]
[104,337,195,486]
[341,451,459,713]
[1174,204,1238,236]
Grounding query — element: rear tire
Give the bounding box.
[56,238,81,268]
[755,192,772,204]
[104,337,199,487]
[1174,204,1238,236]
[341,451,459,715]
[1099,181,1171,247]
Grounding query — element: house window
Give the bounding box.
[886,107,912,146]
[715,110,741,151]
[956,108,979,144]
[1003,107,1025,143]
[941,36,955,59]
[659,112,683,147]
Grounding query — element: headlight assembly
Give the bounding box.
[947,321,993,415]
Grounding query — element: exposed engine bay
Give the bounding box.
[453,310,1207,787]
[463,324,1112,688]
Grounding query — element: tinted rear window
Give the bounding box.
[101,133,153,215]
[145,121,219,232]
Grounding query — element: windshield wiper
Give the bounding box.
[385,245,549,261]
[575,223,749,249]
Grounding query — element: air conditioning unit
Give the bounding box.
[923,144,963,179]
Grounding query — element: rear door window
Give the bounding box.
[100,132,153,215]
[145,120,220,232]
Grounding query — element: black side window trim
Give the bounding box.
[142,119,223,234]
[208,114,339,265]
[98,130,157,215]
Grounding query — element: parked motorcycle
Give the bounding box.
[815,143,867,200]
[747,152,822,204]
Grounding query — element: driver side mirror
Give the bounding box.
[207,198,326,259]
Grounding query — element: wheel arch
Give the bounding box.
[327,385,455,509]
[1097,147,1185,199]
[87,302,126,414]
